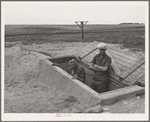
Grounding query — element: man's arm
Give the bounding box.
[90,56,111,72]
[93,64,108,71]
[89,63,99,71]
[89,55,100,71]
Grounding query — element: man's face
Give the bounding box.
[69,59,77,67]
[99,49,106,55]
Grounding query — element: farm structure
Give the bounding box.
[38,42,145,106]
[75,21,88,40]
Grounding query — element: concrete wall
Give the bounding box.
[38,58,145,106]
[38,58,102,106]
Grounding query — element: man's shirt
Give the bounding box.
[91,53,112,77]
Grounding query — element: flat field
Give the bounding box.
[5,24,145,51]
[4,24,145,114]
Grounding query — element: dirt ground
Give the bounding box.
[4,41,145,113]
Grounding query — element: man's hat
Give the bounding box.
[96,43,107,50]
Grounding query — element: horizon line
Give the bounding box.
[5,23,145,25]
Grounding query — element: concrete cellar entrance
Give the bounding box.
[38,42,145,106]
[38,55,145,106]
[49,56,124,91]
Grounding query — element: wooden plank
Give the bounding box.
[121,57,145,79]
[114,62,144,75]
[114,58,133,68]
[108,48,138,62]
[136,74,145,83]
[109,73,132,86]
[108,82,121,91]
[125,73,144,85]
[141,64,145,69]
[116,61,129,69]
[109,77,124,88]
[110,52,136,65]
[108,46,140,59]
[117,63,129,73]
[108,71,129,86]
[108,73,120,81]
[123,64,145,84]
[106,49,122,75]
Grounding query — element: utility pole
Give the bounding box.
[75,21,88,40]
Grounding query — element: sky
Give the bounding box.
[2,1,148,25]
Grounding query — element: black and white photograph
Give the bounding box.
[1,1,149,121]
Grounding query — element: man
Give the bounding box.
[89,43,112,93]
[67,58,86,83]
[68,58,79,76]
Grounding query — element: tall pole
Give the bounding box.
[81,22,84,40]
[75,21,88,41]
